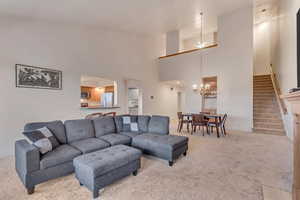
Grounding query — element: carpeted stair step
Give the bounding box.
[254,99,277,104]
[254,105,280,110]
[253,96,275,99]
[254,122,284,130]
[254,91,275,94]
[254,88,274,92]
[254,113,281,119]
[253,84,273,87]
[253,128,285,136]
[253,78,272,80]
[254,118,283,123]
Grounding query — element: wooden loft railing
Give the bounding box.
[158,44,218,59]
[269,64,288,114]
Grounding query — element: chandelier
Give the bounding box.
[199,83,211,96]
[192,83,211,96]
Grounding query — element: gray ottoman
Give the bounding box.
[73,145,142,199]
[132,134,188,166]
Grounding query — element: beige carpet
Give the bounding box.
[0,129,292,200]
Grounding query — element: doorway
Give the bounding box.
[202,76,217,114]
[128,88,140,115]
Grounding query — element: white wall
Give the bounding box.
[272,0,300,139]
[159,6,254,132]
[0,17,165,157]
[159,51,203,114]
[254,22,271,75]
[166,30,180,55]
[157,84,179,120]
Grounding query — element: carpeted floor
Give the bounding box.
[0,129,292,200]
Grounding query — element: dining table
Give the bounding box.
[181,113,225,138]
[204,114,225,138]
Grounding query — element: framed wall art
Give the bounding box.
[15,64,62,90]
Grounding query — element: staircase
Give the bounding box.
[253,75,285,136]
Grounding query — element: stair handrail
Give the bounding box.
[269,64,288,114]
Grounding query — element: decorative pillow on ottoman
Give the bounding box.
[122,115,139,132]
[23,127,60,154]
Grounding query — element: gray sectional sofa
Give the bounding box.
[15,115,188,196]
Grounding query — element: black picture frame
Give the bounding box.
[15,64,62,90]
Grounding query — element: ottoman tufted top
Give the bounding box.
[73,145,142,178]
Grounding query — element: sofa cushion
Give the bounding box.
[23,127,60,154]
[65,119,95,143]
[138,115,151,133]
[40,144,81,169]
[99,134,131,146]
[92,117,116,137]
[148,116,169,135]
[24,120,67,144]
[122,115,138,132]
[70,138,110,154]
[114,116,123,133]
[120,131,141,138]
[114,115,138,132]
[132,134,188,152]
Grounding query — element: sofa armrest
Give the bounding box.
[15,140,40,186]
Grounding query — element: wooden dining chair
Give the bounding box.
[200,112,210,124]
[177,112,182,132]
[103,112,117,117]
[207,114,228,137]
[85,112,104,119]
[203,109,217,114]
[220,114,228,135]
[86,112,117,119]
[200,112,210,115]
[177,112,191,133]
[191,114,209,136]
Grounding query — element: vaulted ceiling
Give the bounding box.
[0,0,276,38]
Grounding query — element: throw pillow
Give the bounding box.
[122,116,139,132]
[23,127,60,154]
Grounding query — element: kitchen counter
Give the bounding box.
[80,106,120,110]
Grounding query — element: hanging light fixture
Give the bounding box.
[193,12,205,93]
[196,12,204,48]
